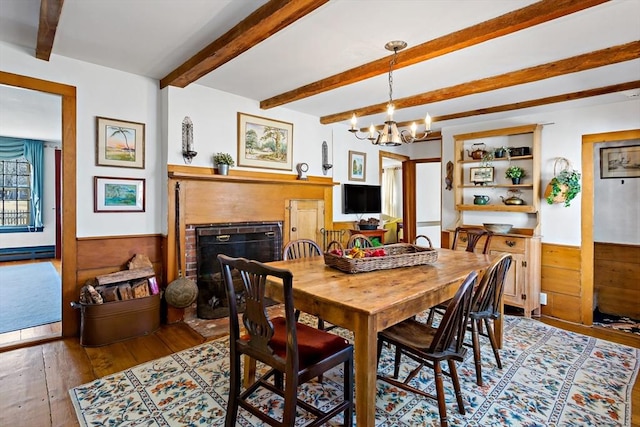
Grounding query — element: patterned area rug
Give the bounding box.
[594,308,640,337]
[69,315,639,426]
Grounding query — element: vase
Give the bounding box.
[217,164,229,175]
[511,177,521,185]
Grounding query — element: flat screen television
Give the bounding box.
[342,184,382,214]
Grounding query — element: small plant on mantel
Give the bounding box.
[213,152,235,167]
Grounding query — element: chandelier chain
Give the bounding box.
[388,49,397,107]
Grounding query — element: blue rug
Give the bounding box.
[0,262,61,334]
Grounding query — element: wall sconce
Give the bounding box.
[322,141,332,175]
[182,116,197,164]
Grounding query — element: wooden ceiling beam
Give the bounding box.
[160,0,328,89]
[389,81,640,130]
[322,41,640,124]
[260,0,609,109]
[36,0,64,61]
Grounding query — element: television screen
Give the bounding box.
[343,184,382,214]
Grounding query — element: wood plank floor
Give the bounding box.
[0,316,638,427]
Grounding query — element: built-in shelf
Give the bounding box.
[460,184,534,189]
[456,204,538,213]
[458,155,533,164]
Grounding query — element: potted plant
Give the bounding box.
[545,168,581,207]
[494,146,511,159]
[213,152,235,175]
[505,166,525,184]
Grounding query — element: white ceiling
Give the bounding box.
[1,0,639,135]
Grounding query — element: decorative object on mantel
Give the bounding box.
[505,165,526,184]
[348,41,431,146]
[545,157,581,207]
[321,140,333,175]
[296,162,309,180]
[181,116,197,164]
[165,182,198,309]
[212,152,235,176]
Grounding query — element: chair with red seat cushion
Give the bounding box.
[218,254,353,427]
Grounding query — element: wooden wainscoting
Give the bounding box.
[541,243,583,323]
[594,242,640,319]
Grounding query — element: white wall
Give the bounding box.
[1,41,162,239]
[441,99,640,246]
[2,39,639,248]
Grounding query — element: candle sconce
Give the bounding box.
[182,116,197,164]
[322,141,333,175]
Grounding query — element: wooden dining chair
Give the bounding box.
[346,233,374,249]
[283,238,322,260]
[424,226,492,325]
[376,270,477,427]
[283,239,333,333]
[218,254,354,427]
[467,253,512,386]
[451,226,493,254]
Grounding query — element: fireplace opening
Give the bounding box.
[195,222,282,319]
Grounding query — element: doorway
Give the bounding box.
[0,71,77,348]
[379,151,409,243]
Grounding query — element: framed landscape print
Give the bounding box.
[238,112,293,171]
[600,144,640,178]
[349,151,366,181]
[96,117,145,169]
[470,166,494,184]
[94,176,145,212]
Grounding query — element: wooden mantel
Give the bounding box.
[165,164,337,322]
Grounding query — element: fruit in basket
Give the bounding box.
[329,248,343,256]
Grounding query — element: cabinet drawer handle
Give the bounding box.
[505,240,516,247]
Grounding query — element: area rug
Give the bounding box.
[594,308,640,337]
[0,262,61,334]
[69,315,639,426]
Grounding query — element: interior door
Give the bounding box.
[415,161,442,247]
[288,199,324,244]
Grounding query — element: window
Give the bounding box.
[1,157,32,227]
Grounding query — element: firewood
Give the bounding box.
[95,267,155,286]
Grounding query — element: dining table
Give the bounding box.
[265,247,496,427]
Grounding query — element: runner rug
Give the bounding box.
[0,262,61,334]
[69,315,639,426]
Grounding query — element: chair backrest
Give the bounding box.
[347,234,374,248]
[320,228,346,250]
[452,227,493,254]
[471,253,513,317]
[428,270,477,356]
[283,239,322,260]
[218,254,298,370]
[413,234,433,248]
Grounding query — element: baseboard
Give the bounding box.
[0,245,55,262]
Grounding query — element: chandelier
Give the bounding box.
[349,41,431,146]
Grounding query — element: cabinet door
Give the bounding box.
[492,250,525,307]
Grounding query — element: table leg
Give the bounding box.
[353,315,377,427]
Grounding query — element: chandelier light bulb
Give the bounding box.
[425,113,432,131]
[350,113,357,130]
[410,122,417,138]
[387,104,394,118]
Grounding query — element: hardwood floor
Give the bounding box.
[0,259,63,350]
[0,315,637,427]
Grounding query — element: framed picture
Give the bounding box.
[96,117,145,169]
[470,166,494,183]
[349,151,366,181]
[237,112,293,170]
[94,176,145,212]
[600,144,640,179]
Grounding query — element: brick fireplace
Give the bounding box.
[185,221,282,319]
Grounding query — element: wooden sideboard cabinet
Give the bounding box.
[450,124,543,317]
[445,230,541,317]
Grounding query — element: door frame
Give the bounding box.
[581,128,640,325]
[379,150,410,237]
[0,71,77,338]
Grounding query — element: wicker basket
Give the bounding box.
[324,241,438,273]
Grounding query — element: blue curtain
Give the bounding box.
[0,136,45,228]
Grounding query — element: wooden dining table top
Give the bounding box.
[265,248,495,427]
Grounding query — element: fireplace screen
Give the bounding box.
[195,222,282,319]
